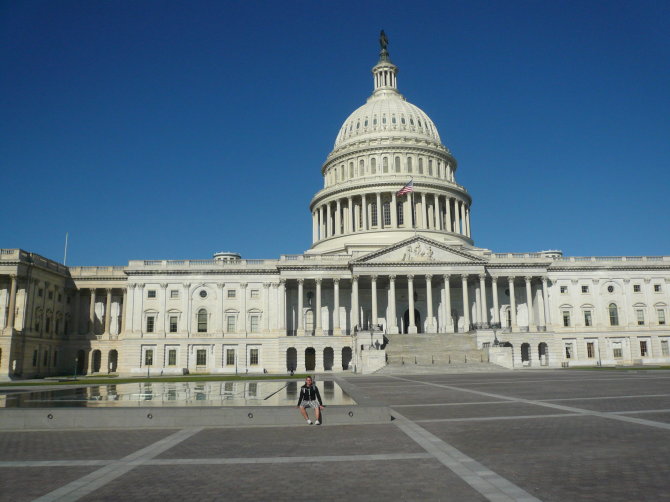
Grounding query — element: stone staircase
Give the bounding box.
[377,333,508,374]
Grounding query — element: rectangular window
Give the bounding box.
[196,349,207,366]
[382,202,391,226]
[250,289,259,299]
[560,286,568,294]
[562,311,571,327]
[43,350,49,366]
[658,309,666,325]
[169,316,178,333]
[48,291,53,300]
[227,316,236,332]
[146,316,155,333]
[586,342,595,358]
[38,288,43,297]
[396,202,404,225]
[226,349,235,366]
[32,350,38,366]
[168,349,177,366]
[227,290,236,299]
[565,344,573,359]
[584,311,592,327]
[613,342,623,359]
[170,289,179,299]
[250,348,259,365]
[636,309,645,326]
[654,284,662,293]
[661,340,669,356]
[58,293,62,302]
[54,351,58,366]
[581,285,589,293]
[640,341,648,357]
[633,284,641,293]
[370,203,378,226]
[250,315,260,333]
[147,290,156,298]
[45,317,51,333]
[145,349,154,366]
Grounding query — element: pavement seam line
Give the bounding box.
[32,427,203,502]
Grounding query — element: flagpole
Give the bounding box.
[410,178,416,234]
[63,232,69,266]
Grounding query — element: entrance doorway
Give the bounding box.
[402,309,422,334]
[305,348,315,371]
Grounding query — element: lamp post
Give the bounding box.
[73,357,78,381]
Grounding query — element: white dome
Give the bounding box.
[334,91,441,149]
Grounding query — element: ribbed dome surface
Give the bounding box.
[334,91,441,149]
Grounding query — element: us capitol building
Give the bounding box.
[2,37,669,379]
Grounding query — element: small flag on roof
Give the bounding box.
[396,179,413,196]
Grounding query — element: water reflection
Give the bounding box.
[0,380,355,408]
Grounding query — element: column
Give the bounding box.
[104,288,113,335]
[333,279,340,334]
[525,276,534,331]
[326,203,331,237]
[443,275,452,333]
[461,275,470,332]
[315,279,322,334]
[5,274,17,333]
[371,275,378,327]
[479,275,488,328]
[465,206,471,237]
[120,288,127,334]
[426,275,434,331]
[348,196,354,233]
[263,283,271,332]
[351,276,359,330]
[271,283,279,331]
[320,206,325,239]
[240,283,248,334]
[388,275,398,333]
[376,192,382,228]
[508,277,517,330]
[433,194,440,230]
[408,275,417,333]
[418,192,426,229]
[335,199,342,235]
[88,288,96,335]
[72,290,81,336]
[537,280,546,329]
[460,201,466,235]
[491,276,500,326]
[182,283,190,335]
[446,197,453,232]
[297,279,304,334]
[391,192,398,228]
[312,211,318,243]
[278,280,286,332]
[362,194,368,230]
[218,282,225,334]
[542,277,551,328]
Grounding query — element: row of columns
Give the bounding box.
[80,288,126,337]
[311,191,471,242]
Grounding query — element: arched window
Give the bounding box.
[429,159,433,176]
[383,157,388,173]
[418,158,424,174]
[359,159,364,175]
[407,157,413,173]
[394,157,401,173]
[371,158,377,174]
[349,162,353,178]
[197,309,208,333]
[608,303,619,326]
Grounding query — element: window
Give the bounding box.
[43,350,49,366]
[38,288,43,297]
[370,202,378,226]
[565,344,573,359]
[562,311,571,327]
[147,290,156,298]
[226,349,235,366]
[396,201,404,225]
[48,291,53,300]
[145,349,154,366]
[607,285,614,293]
[53,351,58,366]
[633,284,641,293]
[382,202,391,226]
[250,289,260,299]
[383,157,388,173]
[349,163,353,178]
[581,285,589,293]
[197,309,208,333]
[57,293,62,302]
[640,341,648,357]
[32,350,38,366]
[407,157,413,173]
[586,342,595,358]
[170,289,179,299]
[359,159,364,175]
[45,317,51,333]
[394,156,401,172]
[560,286,568,294]
[196,349,207,366]
[169,316,178,333]
[613,343,623,359]
[250,348,259,365]
[584,311,592,327]
[199,290,207,298]
[654,284,662,292]
[609,304,619,326]
[371,158,376,174]
[168,349,177,366]
[227,316,236,332]
[55,319,60,334]
[658,309,666,325]
[429,159,433,175]
[250,315,260,333]
[661,340,669,356]
[418,158,424,174]
[146,316,155,333]
[636,308,645,326]
[227,290,236,298]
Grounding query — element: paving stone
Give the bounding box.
[396,401,572,421]
[0,467,96,502]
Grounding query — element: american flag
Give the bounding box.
[396,179,414,196]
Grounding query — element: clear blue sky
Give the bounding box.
[2,0,669,265]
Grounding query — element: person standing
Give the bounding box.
[297,376,324,425]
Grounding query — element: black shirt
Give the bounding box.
[297,384,322,406]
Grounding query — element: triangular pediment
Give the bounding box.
[353,236,487,264]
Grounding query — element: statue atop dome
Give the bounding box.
[379,30,391,62]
